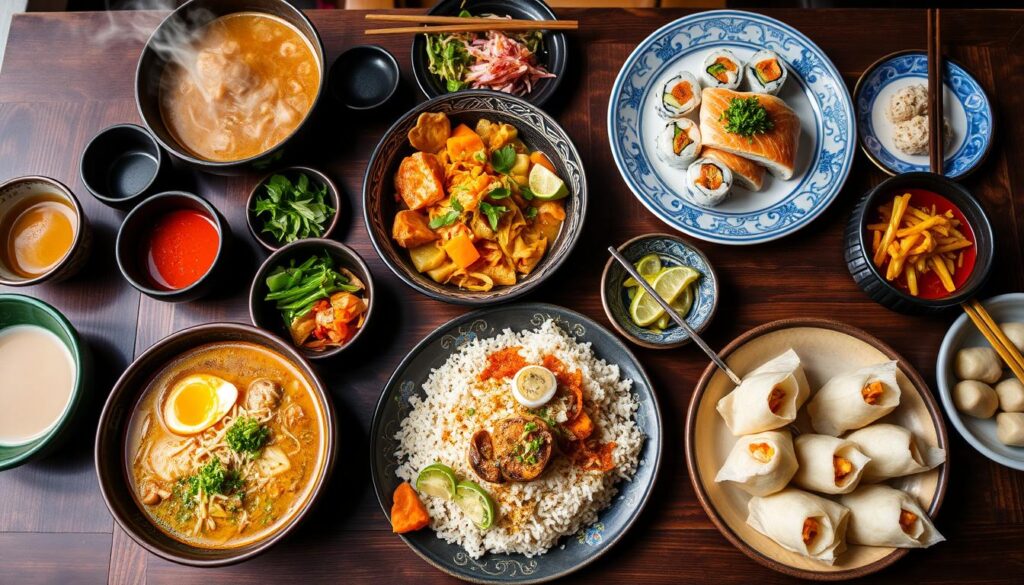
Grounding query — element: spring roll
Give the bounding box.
[717,349,810,436]
[839,484,944,548]
[807,361,900,436]
[844,424,945,482]
[747,488,850,564]
[715,430,798,496]
[792,434,871,495]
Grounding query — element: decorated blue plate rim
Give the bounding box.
[607,9,855,245]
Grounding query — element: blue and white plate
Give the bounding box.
[608,10,855,245]
[855,50,993,179]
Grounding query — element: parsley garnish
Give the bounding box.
[479,201,508,231]
[226,416,269,456]
[718,96,774,141]
[181,459,243,504]
[487,187,511,200]
[520,185,535,200]
[252,173,335,245]
[429,197,464,229]
[524,206,539,220]
[490,145,517,174]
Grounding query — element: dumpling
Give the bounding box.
[792,434,871,495]
[844,424,946,482]
[747,488,850,565]
[716,349,810,436]
[952,380,998,418]
[996,412,1024,446]
[999,323,1024,353]
[839,484,944,548]
[954,347,1002,383]
[715,430,798,496]
[807,361,900,436]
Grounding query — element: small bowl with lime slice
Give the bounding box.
[601,233,719,349]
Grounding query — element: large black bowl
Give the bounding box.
[410,0,567,107]
[135,0,325,175]
[363,90,587,306]
[844,172,995,314]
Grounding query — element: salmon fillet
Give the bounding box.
[699,88,800,180]
[701,146,766,192]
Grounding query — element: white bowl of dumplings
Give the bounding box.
[937,293,1024,470]
[688,321,948,578]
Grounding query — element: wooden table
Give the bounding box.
[1,7,1022,585]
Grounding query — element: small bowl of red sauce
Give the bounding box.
[845,172,994,314]
[115,191,230,302]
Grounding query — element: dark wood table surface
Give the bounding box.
[1,7,1022,585]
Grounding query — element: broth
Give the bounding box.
[0,193,77,278]
[159,12,320,162]
[0,325,75,445]
[125,342,324,549]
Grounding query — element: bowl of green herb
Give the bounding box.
[246,166,340,252]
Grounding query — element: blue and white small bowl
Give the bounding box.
[601,234,718,349]
[854,50,993,179]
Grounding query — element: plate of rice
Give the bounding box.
[370,303,661,583]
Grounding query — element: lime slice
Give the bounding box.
[454,480,496,530]
[528,164,569,201]
[416,463,457,500]
[629,266,700,327]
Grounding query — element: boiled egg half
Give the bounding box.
[512,365,557,409]
[162,374,238,435]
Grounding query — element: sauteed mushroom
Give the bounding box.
[468,430,504,484]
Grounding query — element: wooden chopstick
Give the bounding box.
[365,14,578,28]
[927,8,944,174]
[366,21,578,35]
[962,299,1024,383]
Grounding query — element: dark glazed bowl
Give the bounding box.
[248,238,375,361]
[135,0,326,175]
[410,0,567,107]
[246,166,341,252]
[115,191,231,303]
[94,323,337,566]
[844,172,994,314]
[0,294,92,471]
[0,176,92,287]
[363,89,587,306]
[328,45,400,111]
[80,123,168,210]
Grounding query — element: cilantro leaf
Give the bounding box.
[490,145,517,174]
[524,206,539,220]
[226,416,270,456]
[252,173,335,244]
[479,201,508,231]
[487,187,510,200]
[718,96,774,141]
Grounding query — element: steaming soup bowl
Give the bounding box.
[135,0,326,175]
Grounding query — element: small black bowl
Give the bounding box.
[845,172,995,314]
[246,166,342,253]
[115,191,231,303]
[410,0,567,106]
[248,238,375,361]
[328,45,400,111]
[80,124,168,210]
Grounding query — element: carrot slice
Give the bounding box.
[530,151,556,173]
[391,482,429,534]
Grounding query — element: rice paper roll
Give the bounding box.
[792,434,870,495]
[717,349,809,436]
[807,361,900,436]
[747,488,850,564]
[844,423,945,482]
[839,484,944,548]
[715,430,798,496]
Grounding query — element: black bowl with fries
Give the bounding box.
[845,172,994,314]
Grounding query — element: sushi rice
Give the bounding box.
[657,71,702,118]
[745,49,788,95]
[686,157,733,208]
[656,119,702,169]
[701,49,744,90]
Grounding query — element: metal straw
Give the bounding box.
[608,246,742,385]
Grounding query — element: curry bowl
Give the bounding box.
[0,175,92,287]
[248,238,375,360]
[95,322,337,567]
[363,89,587,305]
[0,294,92,471]
[135,0,326,174]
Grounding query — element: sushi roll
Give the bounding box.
[701,49,744,90]
[746,49,788,95]
[686,157,733,208]
[656,119,702,169]
[657,71,702,118]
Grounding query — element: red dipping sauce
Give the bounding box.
[143,209,219,290]
[868,188,976,300]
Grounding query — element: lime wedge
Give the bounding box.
[629,266,700,327]
[454,480,496,530]
[528,164,569,201]
[416,463,457,500]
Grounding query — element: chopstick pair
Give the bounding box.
[926,8,945,174]
[961,299,1024,383]
[364,14,578,36]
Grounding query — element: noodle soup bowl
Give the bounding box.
[95,323,337,566]
[135,0,326,175]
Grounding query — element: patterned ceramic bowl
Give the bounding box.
[600,234,719,349]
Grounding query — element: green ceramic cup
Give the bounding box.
[0,294,91,470]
